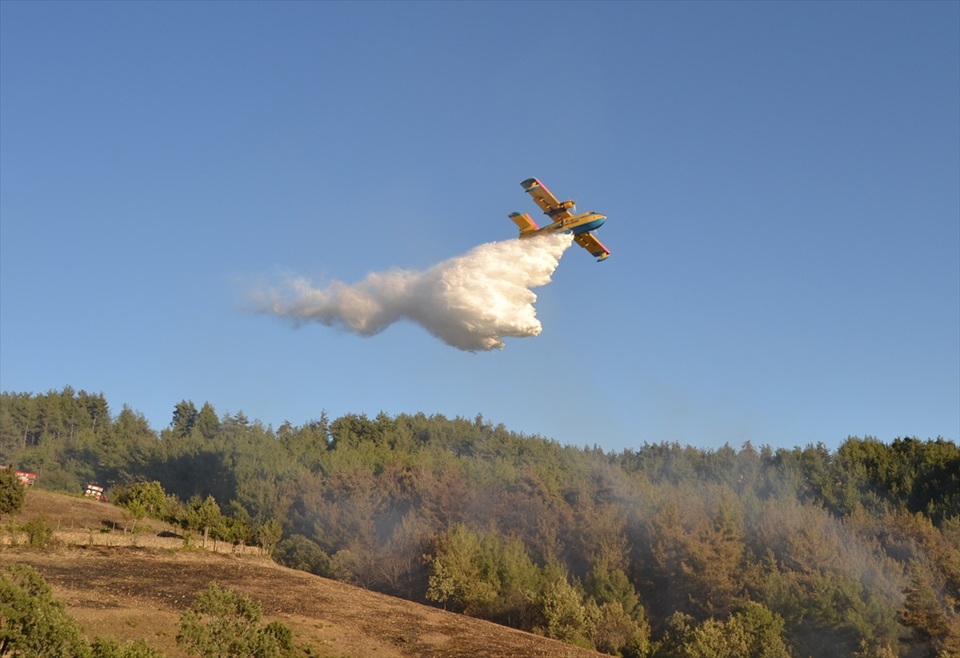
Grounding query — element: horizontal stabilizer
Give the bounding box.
[509,212,539,236]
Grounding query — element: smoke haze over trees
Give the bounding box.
[1,387,958,657]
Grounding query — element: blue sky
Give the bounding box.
[1,1,957,452]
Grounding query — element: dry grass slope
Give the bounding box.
[1,490,604,658]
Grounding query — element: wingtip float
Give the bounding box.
[509,177,610,262]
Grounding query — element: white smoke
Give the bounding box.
[253,233,574,351]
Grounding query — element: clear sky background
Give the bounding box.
[2,1,957,453]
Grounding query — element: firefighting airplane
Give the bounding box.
[509,177,610,262]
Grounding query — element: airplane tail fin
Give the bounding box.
[509,212,539,237]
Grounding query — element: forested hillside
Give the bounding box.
[2,387,958,658]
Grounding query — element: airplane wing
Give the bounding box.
[521,178,576,222]
[574,232,611,262]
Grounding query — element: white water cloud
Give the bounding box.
[253,233,574,351]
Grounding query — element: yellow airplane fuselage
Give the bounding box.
[520,211,607,239]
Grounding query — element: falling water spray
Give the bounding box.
[252,233,574,351]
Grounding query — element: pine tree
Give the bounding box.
[0,467,26,521]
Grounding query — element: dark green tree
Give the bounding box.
[114,481,169,520]
[274,534,331,576]
[650,611,698,658]
[257,518,283,556]
[196,402,221,440]
[170,400,199,438]
[183,495,225,547]
[0,467,26,521]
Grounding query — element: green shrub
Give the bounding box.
[177,583,297,658]
[23,514,57,549]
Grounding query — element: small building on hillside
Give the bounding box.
[84,483,106,502]
[15,471,37,487]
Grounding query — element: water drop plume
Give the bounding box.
[254,233,574,351]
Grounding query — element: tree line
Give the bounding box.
[1,387,958,657]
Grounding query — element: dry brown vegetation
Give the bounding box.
[1,490,604,658]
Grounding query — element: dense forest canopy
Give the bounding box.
[1,387,958,658]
